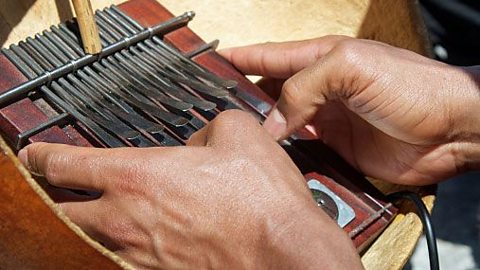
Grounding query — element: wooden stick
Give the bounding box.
[71,0,102,54]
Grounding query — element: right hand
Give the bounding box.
[220,36,480,185]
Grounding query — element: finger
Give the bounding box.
[263,40,370,140]
[186,126,208,146]
[18,143,123,191]
[204,110,277,152]
[218,35,350,78]
[59,200,122,250]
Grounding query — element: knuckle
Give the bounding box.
[281,78,303,106]
[213,109,257,128]
[115,163,145,195]
[332,39,364,66]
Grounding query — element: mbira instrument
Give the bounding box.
[0,0,397,265]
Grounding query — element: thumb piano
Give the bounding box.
[0,0,431,268]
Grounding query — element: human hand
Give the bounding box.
[18,110,361,269]
[220,36,480,185]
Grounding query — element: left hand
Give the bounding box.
[18,110,361,269]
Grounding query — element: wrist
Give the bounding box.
[261,199,362,269]
[449,65,480,171]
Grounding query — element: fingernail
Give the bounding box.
[18,148,28,167]
[263,108,287,140]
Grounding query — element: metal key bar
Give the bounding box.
[25,39,146,146]
[4,47,124,147]
[51,80,150,147]
[183,39,219,59]
[54,21,195,115]
[107,6,237,89]
[48,26,85,57]
[58,80,156,147]
[0,11,195,107]
[103,56,196,113]
[62,72,168,145]
[93,14,205,109]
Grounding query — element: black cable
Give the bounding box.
[387,191,439,270]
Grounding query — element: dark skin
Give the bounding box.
[18,36,480,269]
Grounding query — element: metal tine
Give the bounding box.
[43,85,126,148]
[9,45,44,75]
[101,57,194,113]
[101,52,206,131]
[20,35,150,146]
[52,79,144,146]
[104,53,196,112]
[65,72,169,146]
[126,44,228,101]
[61,16,194,114]
[93,59,170,106]
[27,36,159,128]
[39,8,192,137]
[96,9,130,37]
[113,47,228,100]
[184,39,219,59]
[35,34,71,63]
[95,59,186,111]
[41,29,161,131]
[76,70,134,112]
[35,33,165,130]
[95,59,204,133]
[118,49,225,106]
[52,84,148,146]
[0,11,196,108]
[98,11,196,83]
[48,26,85,58]
[21,41,140,147]
[26,37,63,68]
[95,13,123,40]
[5,46,124,147]
[93,65,191,137]
[89,64,186,117]
[27,32,133,116]
[141,42,269,117]
[105,7,139,34]
[143,38,235,90]
[51,25,85,57]
[125,47,228,99]
[50,23,131,111]
[68,72,166,136]
[1,48,71,150]
[74,69,176,141]
[116,49,217,111]
[55,21,193,115]
[94,67,190,128]
[150,36,238,89]
[108,6,237,89]
[57,79,156,147]
[124,47,217,111]
[18,41,54,71]
[97,14,216,124]
[98,9,219,111]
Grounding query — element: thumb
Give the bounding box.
[262,46,360,140]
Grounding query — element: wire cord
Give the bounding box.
[387,191,439,270]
